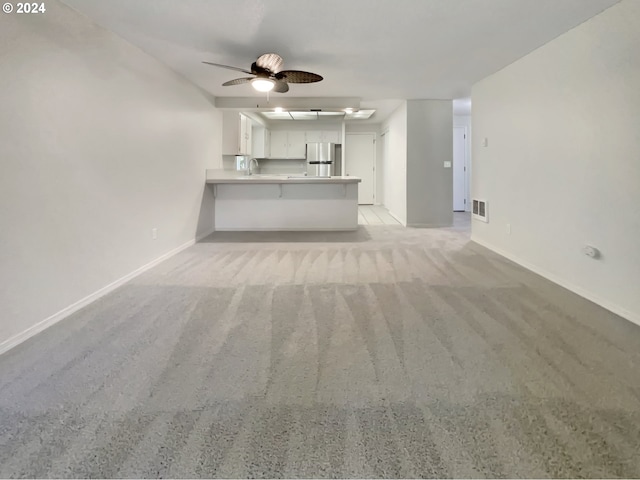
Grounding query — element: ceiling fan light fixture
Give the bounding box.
[204,53,322,95]
[252,78,275,92]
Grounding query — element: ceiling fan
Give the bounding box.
[202,53,323,93]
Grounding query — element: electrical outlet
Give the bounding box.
[152,228,157,240]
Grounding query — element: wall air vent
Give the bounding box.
[472,199,488,222]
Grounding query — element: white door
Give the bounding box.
[345,133,375,204]
[453,126,467,211]
[270,130,288,157]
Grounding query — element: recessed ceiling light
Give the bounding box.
[344,108,353,114]
[274,107,284,113]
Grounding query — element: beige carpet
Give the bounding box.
[1,222,639,478]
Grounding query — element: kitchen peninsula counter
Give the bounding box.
[206,173,360,185]
[206,171,361,231]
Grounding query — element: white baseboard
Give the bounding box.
[471,236,640,328]
[0,229,214,357]
[407,223,451,228]
[195,228,216,242]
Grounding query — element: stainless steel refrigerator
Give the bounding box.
[306,142,341,177]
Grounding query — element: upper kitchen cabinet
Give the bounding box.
[223,112,252,155]
[252,125,270,158]
[323,130,341,143]
[270,130,306,158]
[305,130,342,143]
[289,131,306,157]
[269,130,287,157]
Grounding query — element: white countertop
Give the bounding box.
[206,171,361,184]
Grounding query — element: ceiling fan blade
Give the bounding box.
[202,61,252,74]
[275,70,323,83]
[255,53,284,73]
[272,80,289,93]
[222,77,254,86]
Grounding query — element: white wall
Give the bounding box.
[472,0,640,324]
[406,100,453,227]
[381,102,408,224]
[0,0,222,349]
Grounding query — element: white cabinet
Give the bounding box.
[270,130,288,158]
[323,130,341,143]
[305,130,322,143]
[223,112,252,155]
[270,130,307,158]
[239,113,252,156]
[265,129,271,157]
[252,126,270,158]
[305,130,341,143]
[288,131,307,157]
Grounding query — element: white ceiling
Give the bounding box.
[61,0,619,122]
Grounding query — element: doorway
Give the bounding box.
[453,126,468,211]
[345,133,376,204]
[453,98,472,212]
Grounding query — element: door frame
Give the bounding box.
[380,128,389,207]
[345,132,377,205]
[462,125,471,212]
[453,125,469,211]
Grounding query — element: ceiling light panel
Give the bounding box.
[261,112,294,120]
[289,111,318,120]
[345,109,375,120]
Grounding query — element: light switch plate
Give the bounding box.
[444,161,452,168]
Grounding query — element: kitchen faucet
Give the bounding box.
[247,158,259,175]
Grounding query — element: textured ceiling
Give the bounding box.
[61,0,619,120]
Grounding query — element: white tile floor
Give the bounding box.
[357,205,402,225]
[358,206,472,231]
